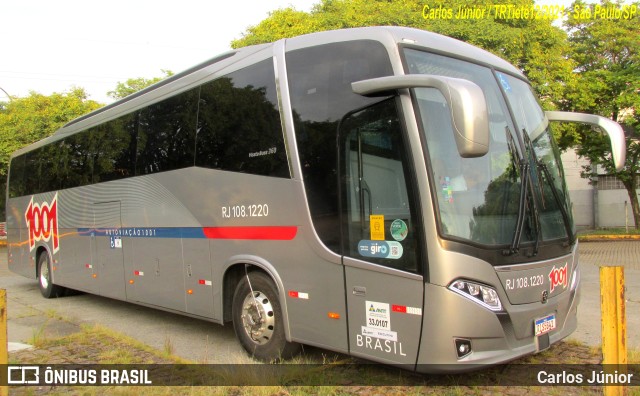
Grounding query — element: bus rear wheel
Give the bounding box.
[37,253,66,298]
[232,271,300,361]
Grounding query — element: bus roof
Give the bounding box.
[285,26,523,78]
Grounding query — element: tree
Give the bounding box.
[0,87,102,176]
[231,0,576,111]
[107,69,174,100]
[0,87,102,217]
[564,0,640,228]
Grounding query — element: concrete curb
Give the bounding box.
[578,234,640,242]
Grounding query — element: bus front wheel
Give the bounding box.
[232,271,300,361]
[37,253,66,298]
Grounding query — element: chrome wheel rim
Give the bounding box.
[40,261,49,289]
[241,291,275,345]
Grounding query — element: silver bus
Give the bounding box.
[6,27,625,371]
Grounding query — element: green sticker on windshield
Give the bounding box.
[390,219,408,242]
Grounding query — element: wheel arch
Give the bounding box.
[221,255,292,341]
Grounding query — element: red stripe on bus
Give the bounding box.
[203,226,297,240]
[392,304,407,313]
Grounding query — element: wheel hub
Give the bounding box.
[241,291,275,345]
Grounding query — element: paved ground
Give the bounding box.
[0,241,638,360]
[568,241,640,349]
[579,240,640,270]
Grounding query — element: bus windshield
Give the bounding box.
[497,72,575,243]
[404,49,572,248]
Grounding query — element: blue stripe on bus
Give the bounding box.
[77,227,206,239]
[76,226,298,240]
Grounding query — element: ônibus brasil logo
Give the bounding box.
[25,193,59,254]
[548,263,568,293]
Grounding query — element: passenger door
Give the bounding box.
[92,201,126,299]
[339,99,424,366]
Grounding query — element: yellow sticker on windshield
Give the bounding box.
[370,215,385,241]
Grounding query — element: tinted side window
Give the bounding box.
[24,150,41,194]
[8,154,26,198]
[93,113,137,183]
[61,130,94,189]
[137,88,199,175]
[286,40,394,253]
[40,140,65,192]
[196,59,288,178]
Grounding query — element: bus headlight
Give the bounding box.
[449,280,503,312]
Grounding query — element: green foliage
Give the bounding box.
[564,0,640,228]
[107,69,174,100]
[0,87,102,178]
[0,87,102,218]
[565,0,640,121]
[232,0,575,116]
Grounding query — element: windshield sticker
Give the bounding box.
[497,72,512,92]
[370,214,385,240]
[366,301,390,330]
[441,176,454,203]
[358,240,403,259]
[390,219,408,241]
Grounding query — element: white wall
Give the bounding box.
[561,148,638,229]
[562,149,595,228]
[598,190,638,228]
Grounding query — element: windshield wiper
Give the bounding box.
[504,128,532,256]
[507,161,529,255]
[523,130,574,247]
[502,127,542,256]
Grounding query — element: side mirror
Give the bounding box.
[352,75,489,158]
[545,111,626,171]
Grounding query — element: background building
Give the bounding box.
[562,149,639,230]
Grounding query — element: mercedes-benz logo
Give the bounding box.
[541,290,549,304]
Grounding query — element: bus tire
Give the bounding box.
[37,253,66,299]
[232,271,300,361]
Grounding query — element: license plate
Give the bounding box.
[534,314,556,336]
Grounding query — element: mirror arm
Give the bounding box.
[545,111,626,171]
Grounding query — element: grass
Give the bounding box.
[578,227,640,236]
[629,348,640,364]
[9,322,640,395]
[28,323,47,348]
[163,334,175,357]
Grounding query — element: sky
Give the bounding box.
[1,0,317,104]
[1,0,586,104]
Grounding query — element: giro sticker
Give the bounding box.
[25,193,59,253]
[358,240,403,260]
